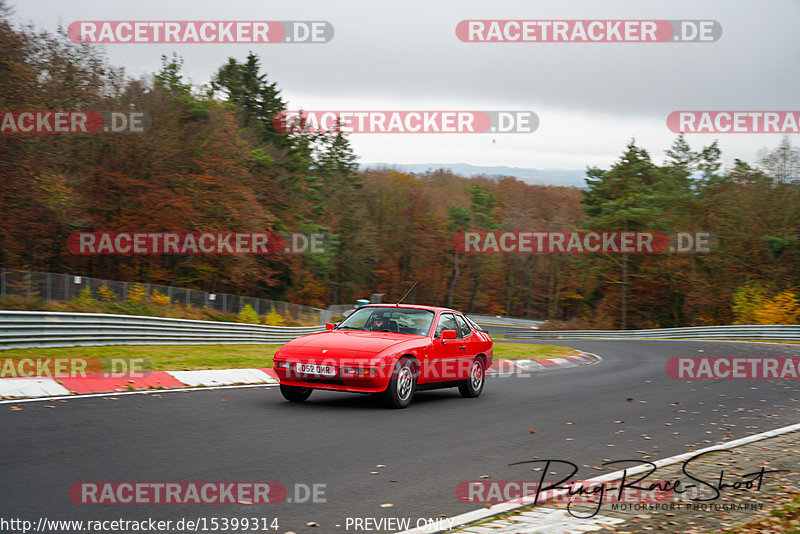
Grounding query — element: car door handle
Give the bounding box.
[458,345,467,350]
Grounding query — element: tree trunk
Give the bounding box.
[446,252,459,308]
[621,253,628,330]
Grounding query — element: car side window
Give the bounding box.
[465,315,485,332]
[455,315,472,337]
[435,313,458,338]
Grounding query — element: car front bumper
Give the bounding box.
[274,362,393,393]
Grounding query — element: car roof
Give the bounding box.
[359,303,461,314]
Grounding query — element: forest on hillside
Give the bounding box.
[1,7,799,328]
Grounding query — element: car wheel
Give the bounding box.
[458,357,485,398]
[280,384,313,403]
[382,357,417,408]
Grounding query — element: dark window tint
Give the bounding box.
[455,314,472,337]
[435,313,457,337]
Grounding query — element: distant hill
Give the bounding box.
[361,162,588,188]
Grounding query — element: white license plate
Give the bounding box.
[297,363,336,376]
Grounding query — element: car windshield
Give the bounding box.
[336,307,435,336]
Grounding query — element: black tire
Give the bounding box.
[280,384,313,403]
[382,357,417,409]
[458,357,485,398]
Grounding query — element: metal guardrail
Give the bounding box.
[504,324,800,341]
[468,315,544,328]
[0,311,324,350]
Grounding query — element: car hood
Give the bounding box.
[276,330,426,359]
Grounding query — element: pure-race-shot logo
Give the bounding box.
[68,21,333,44]
[0,111,150,134]
[668,111,800,134]
[456,20,721,43]
[273,110,538,134]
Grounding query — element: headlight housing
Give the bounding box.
[341,366,375,376]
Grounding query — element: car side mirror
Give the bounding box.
[325,322,335,331]
[441,329,458,340]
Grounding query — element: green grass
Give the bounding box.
[492,343,580,360]
[0,342,578,373]
[0,344,281,372]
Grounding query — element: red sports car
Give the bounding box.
[273,304,493,408]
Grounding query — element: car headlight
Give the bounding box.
[341,366,375,376]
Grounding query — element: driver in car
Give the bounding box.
[369,314,387,331]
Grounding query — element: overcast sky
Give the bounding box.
[10,0,800,173]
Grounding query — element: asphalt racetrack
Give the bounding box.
[1,339,798,533]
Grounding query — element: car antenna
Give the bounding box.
[396,280,418,306]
